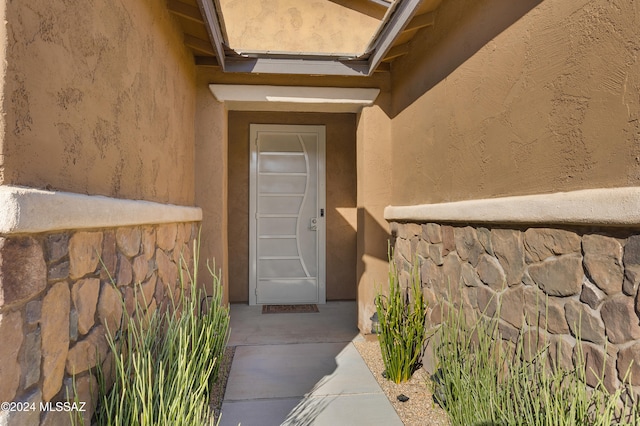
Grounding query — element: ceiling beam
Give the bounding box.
[167,0,203,23]
[195,0,227,69]
[404,12,436,32]
[382,42,410,61]
[194,56,219,67]
[184,34,215,55]
[366,0,423,74]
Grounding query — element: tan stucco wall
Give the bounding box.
[227,111,357,303]
[195,69,229,302]
[0,0,196,205]
[356,100,392,333]
[219,0,381,55]
[389,0,640,206]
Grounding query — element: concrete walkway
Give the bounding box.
[219,302,403,426]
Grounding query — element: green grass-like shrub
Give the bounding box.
[375,253,427,383]
[432,302,639,426]
[94,240,230,426]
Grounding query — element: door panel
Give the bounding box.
[249,124,326,305]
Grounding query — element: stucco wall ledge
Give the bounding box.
[0,185,202,234]
[384,187,640,226]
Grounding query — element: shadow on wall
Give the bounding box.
[357,207,391,272]
[389,0,542,117]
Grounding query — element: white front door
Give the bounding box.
[249,124,326,305]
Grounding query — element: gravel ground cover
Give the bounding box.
[353,337,450,426]
[210,346,235,420]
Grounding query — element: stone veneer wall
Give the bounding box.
[390,221,640,396]
[0,222,198,425]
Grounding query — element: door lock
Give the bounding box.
[310,217,318,231]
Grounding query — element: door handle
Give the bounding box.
[310,217,318,231]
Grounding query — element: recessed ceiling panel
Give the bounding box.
[218,0,384,55]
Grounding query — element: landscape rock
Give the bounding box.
[61,374,98,425]
[0,236,47,307]
[41,282,71,402]
[41,409,73,426]
[428,244,444,266]
[541,297,569,335]
[547,335,574,371]
[622,264,640,296]
[460,262,482,287]
[21,327,41,389]
[156,223,178,251]
[132,255,150,284]
[97,283,123,334]
[601,294,640,344]
[45,233,69,264]
[617,342,640,385]
[116,253,132,287]
[156,248,179,297]
[48,260,69,282]
[454,227,484,266]
[25,300,41,325]
[623,235,640,266]
[100,231,117,281]
[0,311,24,402]
[476,254,506,290]
[138,273,157,308]
[476,285,498,317]
[66,325,108,375]
[528,254,583,297]
[491,229,525,286]
[476,228,493,256]
[423,223,442,244]
[2,388,41,426]
[441,226,455,256]
[573,343,618,392]
[115,227,141,257]
[69,232,103,279]
[71,278,99,335]
[69,308,78,342]
[397,223,422,240]
[580,278,606,309]
[523,286,545,326]
[441,253,462,291]
[564,299,605,344]
[524,228,581,262]
[141,226,156,260]
[582,234,623,295]
[500,285,525,328]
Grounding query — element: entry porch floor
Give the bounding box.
[219,301,403,426]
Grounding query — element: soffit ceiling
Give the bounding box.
[167,0,442,76]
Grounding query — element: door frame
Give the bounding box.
[248,124,326,305]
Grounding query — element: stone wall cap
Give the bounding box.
[0,186,202,234]
[384,187,640,227]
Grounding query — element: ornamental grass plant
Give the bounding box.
[432,301,640,426]
[374,251,428,384]
[93,240,230,426]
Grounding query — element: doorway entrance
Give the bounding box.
[249,124,326,305]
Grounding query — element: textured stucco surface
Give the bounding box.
[389,0,640,206]
[0,0,196,205]
[195,68,229,302]
[219,0,381,54]
[227,111,357,303]
[356,102,392,333]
